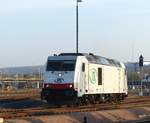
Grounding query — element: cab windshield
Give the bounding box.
[46,60,76,71]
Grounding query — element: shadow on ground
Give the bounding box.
[0,98,46,109]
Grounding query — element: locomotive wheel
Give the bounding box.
[73,98,81,106]
[99,95,105,103]
[121,94,125,100]
[82,95,90,105]
[89,95,96,104]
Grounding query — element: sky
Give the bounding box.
[0,0,150,67]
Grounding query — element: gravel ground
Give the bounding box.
[6,107,150,123]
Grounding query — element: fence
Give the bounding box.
[0,81,43,90]
[128,81,150,96]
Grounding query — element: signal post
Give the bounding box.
[139,54,144,96]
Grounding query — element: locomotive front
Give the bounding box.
[41,54,78,104]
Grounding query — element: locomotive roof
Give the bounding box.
[84,54,123,67]
[48,53,124,68]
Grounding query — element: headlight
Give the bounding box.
[46,84,50,88]
[69,84,73,88]
[58,73,62,77]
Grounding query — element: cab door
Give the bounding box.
[78,62,86,97]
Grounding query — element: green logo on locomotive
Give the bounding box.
[89,68,97,84]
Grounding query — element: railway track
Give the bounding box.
[0,96,150,119]
[0,90,40,103]
[0,94,39,100]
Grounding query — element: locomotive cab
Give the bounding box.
[41,53,85,103]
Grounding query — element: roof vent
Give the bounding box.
[89,53,94,56]
[59,53,83,56]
